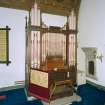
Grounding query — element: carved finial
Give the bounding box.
[25,16,27,28]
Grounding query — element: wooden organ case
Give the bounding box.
[26,0,81,102]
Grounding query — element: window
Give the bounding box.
[0,26,10,65]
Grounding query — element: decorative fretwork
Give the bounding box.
[30,2,77,69]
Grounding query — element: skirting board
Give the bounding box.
[0,85,24,92]
[86,80,105,91]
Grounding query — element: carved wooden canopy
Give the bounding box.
[36,0,81,16]
[0,0,81,16]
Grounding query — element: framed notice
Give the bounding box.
[0,26,10,65]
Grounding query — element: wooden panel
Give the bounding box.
[0,30,6,62]
[29,83,50,102]
[30,69,48,88]
[41,56,68,71]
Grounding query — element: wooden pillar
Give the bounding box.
[25,11,31,93]
[66,16,69,67]
[75,10,78,85]
[40,11,42,66]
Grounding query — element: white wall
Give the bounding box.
[0,7,28,88]
[78,0,105,86]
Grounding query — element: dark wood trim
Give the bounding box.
[0,26,11,65]
[0,61,11,64]
[30,68,52,73]
[0,28,10,30]
[6,26,9,65]
[25,16,28,29]
[31,25,77,34]
[66,17,69,66]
